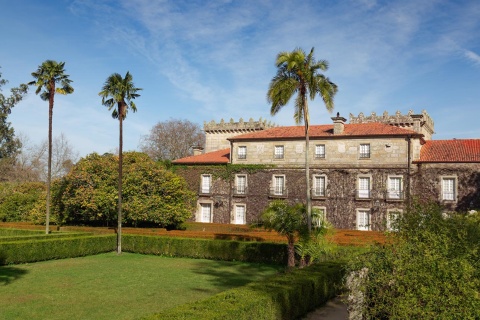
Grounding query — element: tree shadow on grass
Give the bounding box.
[0,265,28,286]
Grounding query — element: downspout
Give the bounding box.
[406,135,412,209]
[228,139,233,223]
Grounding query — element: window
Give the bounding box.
[441,177,456,201]
[237,146,247,159]
[386,209,402,231]
[313,206,326,227]
[200,174,211,194]
[357,209,370,231]
[271,175,286,196]
[387,176,403,200]
[234,204,246,224]
[274,145,284,159]
[357,176,371,199]
[199,203,212,223]
[359,144,370,159]
[235,175,247,195]
[315,144,325,159]
[312,175,326,197]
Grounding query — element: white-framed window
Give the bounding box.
[272,175,286,196]
[237,146,247,159]
[235,174,247,195]
[274,145,284,159]
[313,206,326,227]
[200,174,211,194]
[357,209,371,231]
[198,202,212,223]
[386,209,402,231]
[234,204,246,225]
[359,144,370,159]
[387,176,403,200]
[312,175,327,197]
[315,144,326,159]
[357,176,371,199]
[441,177,457,201]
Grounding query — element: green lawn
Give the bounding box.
[0,252,281,320]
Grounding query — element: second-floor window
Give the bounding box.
[200,174,211,194]
[359,144,370,159]
[235,175,247,195]
[357,176,371,198]
[274,145,284,159]
[441,177,456,201]
[315,144,326,159]
[313,175,326,197]
[237,146,247,159]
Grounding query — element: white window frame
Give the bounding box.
[386,208,402,231]
[272,174,286,196]
[274,145,284,159]
[233,204,246,225]
[387,176,403,200]
[197,201,213,223]
[441,176,457,201]
[359,144,371,159]
[200,174,212,194]
[312,206,327,227]
[356,209,371,231]
[237,146,247,160]
[315,144,326,159]
[235,174,247,195]
[357,175,371,199]
[312,174,327,197]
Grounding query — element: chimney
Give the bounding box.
[192,146,204,156]
[331,112,347,134]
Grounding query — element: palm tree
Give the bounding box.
[29,60,74,234]
[99,72,141,254]
[267,47,337,231]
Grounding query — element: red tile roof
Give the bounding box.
[228,123,419,141]
[415,139,480,163]
[172,148,230,164]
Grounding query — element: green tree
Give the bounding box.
[53,152,195,228]
[260,200,309,268]
[267,48,337,231]
[347,202,480,319]
[99,72,141,254]
[0,68,28,171]
[28,60,74,234]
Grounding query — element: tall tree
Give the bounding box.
[0,67,28,159]
[139,118,205,161]
[99,72,141,254]
[29,60,73,234]
[267,47,337,231]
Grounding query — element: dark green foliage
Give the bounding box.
[0,182,46,222]
[122,235,287,264]
[0,235,115,265]
[141,261,344,320]
[347,202,480,319]
[0,228,44,236]
[53,152,196,228]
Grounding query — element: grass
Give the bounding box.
[0,252,281,320]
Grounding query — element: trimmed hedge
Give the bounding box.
[141,261,345,320]
[0,228,44,236]
[0,235,115,265]
[122,234,287,264]
[0,232,92,242]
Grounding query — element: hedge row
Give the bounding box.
[122,234,287,264]
[142,261,345,320]
[0,228,44,236]
[0,235,115,265]
[0,232,92,242]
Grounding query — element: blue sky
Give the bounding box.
[1,0,479,157]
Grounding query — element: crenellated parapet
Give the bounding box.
[349,110,435,140]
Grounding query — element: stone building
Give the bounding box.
[173,111,480,231]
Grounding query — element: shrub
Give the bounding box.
[346,201,480,319]
[0,182,45,222]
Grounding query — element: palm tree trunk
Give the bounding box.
[117,104,123,254]
[287,237,295,268]
[46,85,55,235]
[304,101,312,232]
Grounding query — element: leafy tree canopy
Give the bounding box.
[53,152,196,228]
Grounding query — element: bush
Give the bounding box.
[142,262,345,320]
[0,182,45,222]
[346,201,480,319]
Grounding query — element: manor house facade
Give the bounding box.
[173,111,480,231]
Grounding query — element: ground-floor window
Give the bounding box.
[198,203,212,223]
[357,209,370,231]
[386,209,402,231]
[312,206,326,227]
[234,204,246,224]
